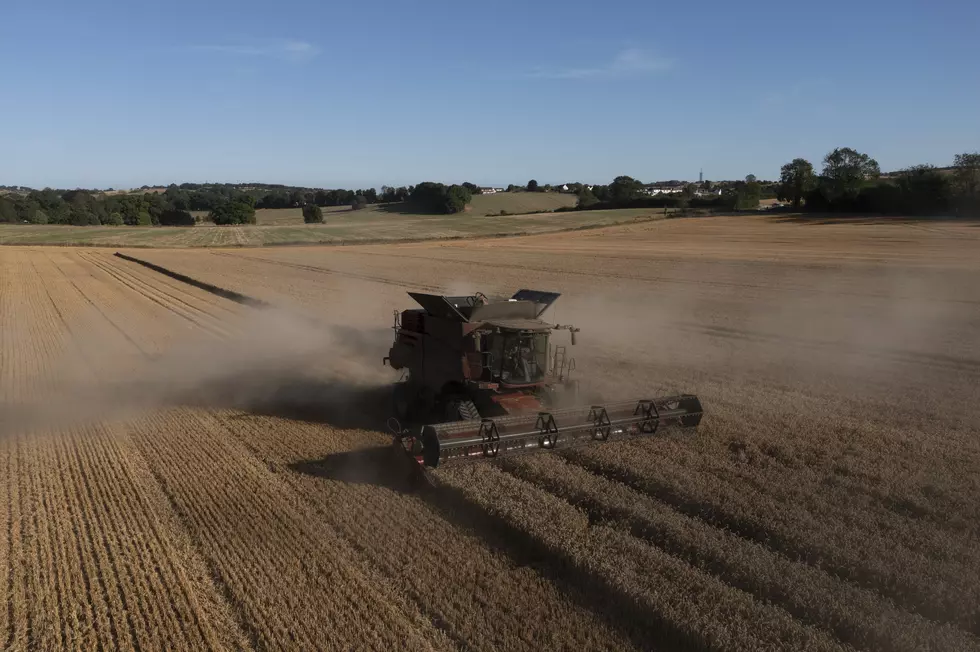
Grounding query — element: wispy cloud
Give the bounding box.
[190,39,320,62]
[526,48,673,80]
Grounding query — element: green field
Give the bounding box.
[189,192,579,226]
[0,204,667,248]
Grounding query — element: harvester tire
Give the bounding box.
[445,398,480,422]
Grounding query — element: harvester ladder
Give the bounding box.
[551,345,572,381]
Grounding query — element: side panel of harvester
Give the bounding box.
[388,311,482,391]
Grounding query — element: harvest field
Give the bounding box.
[2,215,979,650]
[0,192,590,248]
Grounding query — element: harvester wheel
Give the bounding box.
[444,398,480,422]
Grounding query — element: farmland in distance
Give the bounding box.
[1,214,979,650]
[0,192,595,248]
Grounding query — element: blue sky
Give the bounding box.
[1,0,978,189]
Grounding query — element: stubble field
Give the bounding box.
[2,215,979,651]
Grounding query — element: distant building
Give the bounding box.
[643,185,683,196]
[479,187,504,194]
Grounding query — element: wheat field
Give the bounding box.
[1,215,978,650]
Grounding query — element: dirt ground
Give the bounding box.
[2,215,979,651]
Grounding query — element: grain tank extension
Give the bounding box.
[384,290,703,467]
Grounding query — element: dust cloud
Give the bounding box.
[1,307,398,438]
[532,260,979,412]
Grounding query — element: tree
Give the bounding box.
[0,197,18,223]
[158,209,195,226]
[894,165,951,215]
[351,195,368,211]
[462,182,482,195]
[303,204,324,222]
[728,180,761,210]
[953,152,980,192]
[506,184,520,193]
[777,158,816,209]
[104,211,124,226]
[952,152,980,215]
[164,184,191,211]
[576,186,598,208]
[745,174,757,183]
[821,147,880,203]
[380,186,409,203]
[442,185,472,213]
[209,199,256,225]
[527,179,539,192]
[608,175,644,203]
[27,207,49,224]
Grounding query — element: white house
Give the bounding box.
[479,187,504,194]
[644,186,683,196]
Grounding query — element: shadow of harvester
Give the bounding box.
[289,447,701,650]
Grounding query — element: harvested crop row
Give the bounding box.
[214,409,636,651]
[0,254,248,649]
[44,250,171,358]
[2,253,89,401]
[79,252,232,339]
[129,407,451,651]
[568,441,980,633]
[501,453,977,651]
[437,463,845,652]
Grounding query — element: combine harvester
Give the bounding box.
[384,289,703,468]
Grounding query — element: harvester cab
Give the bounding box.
[384,289,702,468]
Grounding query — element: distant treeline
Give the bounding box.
[0,183,387,227]
[558,149,980,217]
[564,176,770,213]
[775,150,980,216]
[0,181,480,227]
[3,149,977,228]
